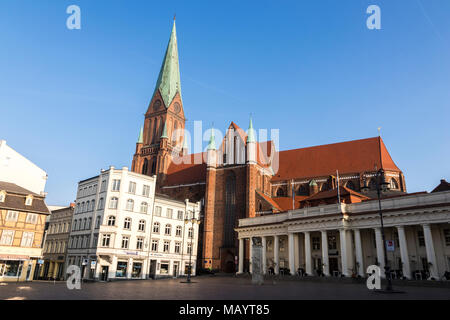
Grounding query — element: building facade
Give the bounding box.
[130,21,409,272]
[0,182,49,282]
[66,166,200,281]
[235,190,450,281]
[41,204,74,280]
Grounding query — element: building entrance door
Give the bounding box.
[173,262,179,277]
[26,262,33,281]
[329,257,339,275]
[101,266,109,281]
[149,260,157,279]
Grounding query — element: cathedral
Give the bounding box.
[131,21,407,273]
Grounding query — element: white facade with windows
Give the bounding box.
[236,191,450,281]
[66,166,200,281]
[148,195,201,279]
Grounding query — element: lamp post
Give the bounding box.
[374,169,393,291]
[183,211,201,283]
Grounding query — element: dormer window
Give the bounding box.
[25,195,33,206]
[0,191,5,203]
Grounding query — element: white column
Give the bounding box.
[127,258,133,279]
[374,227,385,278]
[304,231,312,275]
[262,236,267,275]
[238,238,244,274]
[321,230,330,276]
[422,224,438,280]
[354,229,365,277]
[396,226,411,279]
[249,237,253,274]
[274,235,280,275]
[288,233,295,275]
[339,229,349,276]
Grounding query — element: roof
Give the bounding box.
[302,186,370,202]
[256,190,283,212]
[152,20,182,108]
[272,137,401,182]
[165,152,207,185]
[431,179,450,193]
[0,181,49,214]
[272,195,309,211]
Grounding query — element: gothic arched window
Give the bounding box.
[142,159,148,175]
[276,187,285,197]
[224,172,236,247]
[390,179,399,190]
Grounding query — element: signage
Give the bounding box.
[386,240,395,252]
[90,261,97,269]
[82,259,88,266]
[37,259,44,265]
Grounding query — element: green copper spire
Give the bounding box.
[152,20,182,108]
[137,126,144,144]
[207,128,216,150]
[161,121,168,139]
[247,116,256,143]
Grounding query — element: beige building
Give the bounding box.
[0,182,50,282]
[41,204,74,280]
[236,189,450,281]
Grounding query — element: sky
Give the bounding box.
[0,0,449,205]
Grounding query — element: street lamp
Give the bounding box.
[182,212,201,283]
[373,169,394,292]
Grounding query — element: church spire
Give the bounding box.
[152,20,182,109]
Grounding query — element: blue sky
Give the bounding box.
[0,0,449,205]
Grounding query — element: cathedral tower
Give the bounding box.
[132,19,186,186]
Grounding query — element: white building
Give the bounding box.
[0,140,48,195]
[66,166,200,281]
[236,190,450,281]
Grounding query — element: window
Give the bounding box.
[142,185,150,197]
[418,230,425,247]
[109,197,118,209]
[312,237,321,250]
[136,237,144,250]
[187,243,192,254]
[140,202,148,213]
[153,222,160,233]
[126,199,134,211]
[155,206,162,217]
[92,234,98,247]
[25,196,33,206]
[6,211,18,222]
[0,191,5,202]
[95,216,101,228]
[116,261,127,278]
[174,242,181,253]
[151,240,158,252]
[328,235,337,250]
[121,236,129,249]
[124,217,132,230]
[138,220,145,232]
[1,261,23,277]
[176,226,182,237]
[188,228,193,238]
[107,216,116,226]
[128,182,136,194]
[163,240,170,253]
[86,201,90,212]
[101,180,107,192]
[165,224,172,236]
[0,230,15,245]
[112,179,121,191]
[101,234,111,247]
[167,208,173,219]
[91,200,95,211]
[390,179,399,190]
[82,218,87,230]
[87,217,92,229]
[177,210,183,220]
[26,213,38,224]
[98,198,104,210]
[444,230,450,246]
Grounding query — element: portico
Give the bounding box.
[236,191,450,280]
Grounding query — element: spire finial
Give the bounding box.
[173,14,176,21]
[378,127,381,137]
[247,114,256,143]
[207,126,216,150]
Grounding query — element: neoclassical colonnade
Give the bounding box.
[236,191,450,280]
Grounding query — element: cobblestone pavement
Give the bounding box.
[0,276,449,300]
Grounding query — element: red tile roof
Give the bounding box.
[272,195,309,211]
[165,152,207,185]
[272,137,400,182]
[256,190,283,212]
[302,186,370,202]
